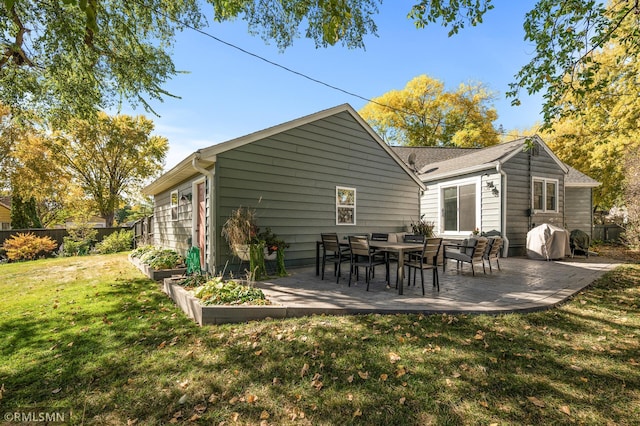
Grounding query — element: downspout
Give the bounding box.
[497,162,509,257]
[192,152,216,273]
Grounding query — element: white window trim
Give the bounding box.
[532,177,559,213]
[336,186,356,225]
[437,177,481,236]
[170,190,179,221]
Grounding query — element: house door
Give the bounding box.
[196,182,206,268]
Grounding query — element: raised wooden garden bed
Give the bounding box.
[129,254,187,281]
[162,277,287,325]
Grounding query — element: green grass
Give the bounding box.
[1,254,639,425]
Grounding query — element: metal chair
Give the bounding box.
[321,233,350,283]
[443,237,488,276]
[483,236,503,272]
[406,238,443,293]
[348,235,388,290]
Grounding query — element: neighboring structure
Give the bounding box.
[393,136,600,256]
[0,196,11,230]
[63,216,107,228]
[143,104,424,273]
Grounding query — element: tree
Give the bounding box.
[10,195,42,229]
[0,0,379,123]
[359,75,499,147]
[533,9,640,211]
[50,112,168,226]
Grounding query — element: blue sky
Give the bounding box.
[123,1,543,171]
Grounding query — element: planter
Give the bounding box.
[233,244,251,261]
[163,278,287,325]
[129,254,187,281]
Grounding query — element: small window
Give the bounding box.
[532,178,558,212]
[170,190,179,221]
[336,186,356,225]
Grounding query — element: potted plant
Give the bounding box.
[411,214,436,237]
[256,227,289,276]
[221,206,258,261]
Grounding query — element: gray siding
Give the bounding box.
[565,187,593,237]
[153,179,194,257]
[215,111,420,269]
[502,142,565,255]
[420,171,502,237]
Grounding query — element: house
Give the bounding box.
[143,104,425,273]
[0,196,11,230]
[393,136,600,256]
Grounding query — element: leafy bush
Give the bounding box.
[138,247,184,270]
[62,224,98,256]
[95,229,134,254]
[2,232,58,261]
[130,245,155,258]
[193,277,269,305]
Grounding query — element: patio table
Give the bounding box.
[369,241,424,295]
[315,240,423,295]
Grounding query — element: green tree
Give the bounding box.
[50,112,168,226]
[359,75,499,147]
[10,195,42,229]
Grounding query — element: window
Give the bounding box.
[336,186,356,225]
[442,182,476,233]
[170,190,179,221]
[532,178,558,212]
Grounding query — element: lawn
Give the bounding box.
[1,253,639,425]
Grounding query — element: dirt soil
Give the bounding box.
[593,244,640,263]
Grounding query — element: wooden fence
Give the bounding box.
[593,224,625,242]
[0,227,129,248]
[0,216,154,250]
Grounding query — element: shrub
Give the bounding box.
[193,277,269,305]
[2,232,58,261]
[95,229,134,254]
[62,224,98,256]
[137,247,184,270]
[130,245,155,258]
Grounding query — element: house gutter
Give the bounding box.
[497,162,509,257]
[192,152,216,273]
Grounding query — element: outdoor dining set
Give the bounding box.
[315,233,504,296]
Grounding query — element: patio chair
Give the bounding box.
[403,234,425,243]
[406,237,443,293]
[483,236,503,273]
[443,237,488,276]
[348,235,388,290]
[321,233,350,283]
[570,229,590,258]
[370,233,389,241]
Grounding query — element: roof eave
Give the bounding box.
[420,163,497,182]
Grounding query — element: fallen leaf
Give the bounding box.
[157,341,166,349]
[527,396,545,408]
[560,405,571,415]
[260,410,270,420]
[347,393,353,401]
[254,350,263,356]
[301,363,309,377]
[353,408,362,417]
[347,375,354,383]
[389,352,401,363]
[194,404,207,414]
[399,397,406,405]
[0,383,5,400]
[479,401,489,408]
[474,331,485,340]
[67,341,74,347]
[358,371,369,380]
[395,367,407,377]
[188,413,201,421]
[51,388,61,394]
[231,412,239,422]
[569,365,583,371]
[380,373,388,381]
[246,394,258,404]
[127,419,138,425]
[178,394,188,404]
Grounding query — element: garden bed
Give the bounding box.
[162,277,287,325]
[129,253,187,281]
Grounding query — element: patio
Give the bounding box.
[255,255,620,316]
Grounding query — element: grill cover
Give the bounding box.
[526,224,570,260]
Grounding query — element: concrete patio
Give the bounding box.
[255,255,620,317]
